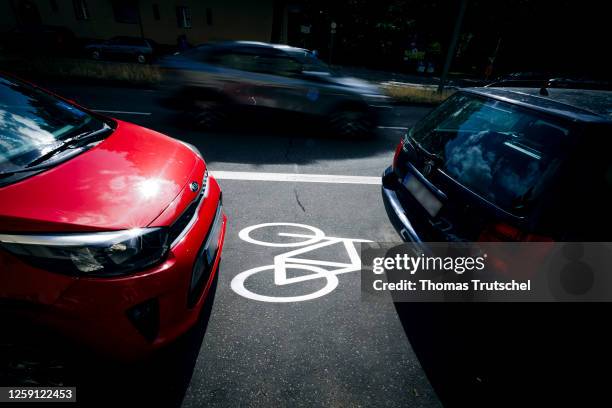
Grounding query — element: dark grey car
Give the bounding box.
[160,41,389,136]
[85,36,154,64]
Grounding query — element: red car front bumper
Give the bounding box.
[2,177,226,361]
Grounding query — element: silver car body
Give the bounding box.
[160,41,388,117]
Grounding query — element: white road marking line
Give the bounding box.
[92,109,152,115]
[210,171,381,185]
[377,126,408,130]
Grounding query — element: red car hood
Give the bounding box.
[0,120,200,232]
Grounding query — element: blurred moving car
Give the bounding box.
[0,74,226,362]
[382,86,612,406]
[0,25,76,55]
[160,41,389,137]
[84,36,156,63]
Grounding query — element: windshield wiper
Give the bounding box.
[0,123,111,177]
[409,136,444,165]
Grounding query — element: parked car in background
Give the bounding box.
[0,73,226,367]
[382,85,612,406]
[0,25,77,55]
[159,41,389,137]
[488,74,612,90]
[84,36,156,63]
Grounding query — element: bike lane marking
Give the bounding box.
[231,222,372,303]
[239,223,325,248]
[231,264,340,303]
[274,234,371,284]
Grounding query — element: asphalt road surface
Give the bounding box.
[40,80,440,408]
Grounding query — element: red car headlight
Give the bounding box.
[0,228,169,277]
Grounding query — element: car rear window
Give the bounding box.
[408,92,572,211]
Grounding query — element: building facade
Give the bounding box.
[1,0,287,45]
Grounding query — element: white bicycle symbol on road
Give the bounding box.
[231,223,372,303]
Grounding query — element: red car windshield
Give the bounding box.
[0,76,105,174]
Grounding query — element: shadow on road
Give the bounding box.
[394,302,612,408]
[0,274,218,408]
[154,107,422,168]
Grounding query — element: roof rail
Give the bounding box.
[486,78,612,91]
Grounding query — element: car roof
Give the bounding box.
[214,41,309,54]
[111,36,145,40]
[464,87,612,123]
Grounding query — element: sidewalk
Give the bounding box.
[335,65,485,88]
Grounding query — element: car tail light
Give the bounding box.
[478,222,554,242]
[392,137,405,169]
[479,223,554,279]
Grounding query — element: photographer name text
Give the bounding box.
[373,279,531,292]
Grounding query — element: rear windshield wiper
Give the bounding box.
[0,123,111,177]
[409,136,444,165]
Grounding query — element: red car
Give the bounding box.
[0,74,226,361]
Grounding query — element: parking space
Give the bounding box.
[182,181,437,407]
[40,81,440,407]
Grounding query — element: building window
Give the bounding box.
[176,6,192,28]
[112,0,139,24]
[49,0,58,12]
[206,8,213,25]
[73,0,89,20]
[152,4,160,21]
